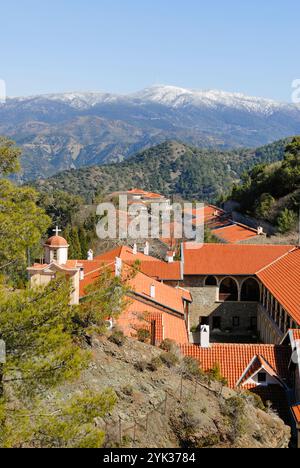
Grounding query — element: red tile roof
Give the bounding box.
[292,405,300,424]
[183,243,294,276]
[129,270,187,315]
[212,224,259,244]
[94,246,182,281]
[291,330,300,341]
[118,299,189,345]
[180,344,291,389]
[79,259,188,315]
[126,189,163,199]
[45,235,69,247]
[138,261,181,281]
[237,355,286,388]
[29,260,80,271]
[257,248,300,324]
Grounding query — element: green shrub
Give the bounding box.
[207,363,228,385]
[137,328,151,343]
[277,208,298,233]
[160,339,177,352]
[221,396,247,441]
[160,351,179,368]
[148,356,163,372]
[109,330,125,347]
[182,356,202,379]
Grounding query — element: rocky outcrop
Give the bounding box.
[57,336,291,448]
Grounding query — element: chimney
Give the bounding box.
[133,243,137,255]
[257,226,264,235]
[87,249,94,261]
[150,283,156,299]
[200,325,210,348]
[80,268,84,281]
[165,251,175,263]
[144,242,150,256]
[115,257,122,277]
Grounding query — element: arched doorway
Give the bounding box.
[241,278,260,302]
[205,275,218,286]
[219,277,238,302]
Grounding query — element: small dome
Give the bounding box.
[45,235,69,247]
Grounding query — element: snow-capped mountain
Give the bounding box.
[1,85,300,181]
[8,85,296,114]
[131,85,293,115]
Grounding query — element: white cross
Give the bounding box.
[52,226,62,236]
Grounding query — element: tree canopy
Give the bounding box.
[0,138,50,274]
[228,137,300,233]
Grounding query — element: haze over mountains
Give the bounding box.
[1,85,300,181]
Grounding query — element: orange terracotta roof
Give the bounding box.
[29,260,80,271]
[257,248,300,324]
[118,299,189,345]
[238,355,285,388]
[79,259,188,315]
[180,344,291,389]
[184,205,224,221]
[292,405,300,424]
[94,246,182,281]
[126,189,163,199]
[138,261,181,281]
[212,224,259,244]
[45,235,69,247]
[183,243,294,276]
[162,312,189,344]
[176,287,192,302]
[291,330,300,341]
[79,261,114,297]
[129,270,186,314]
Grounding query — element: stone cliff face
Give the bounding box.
[58,336,291,449]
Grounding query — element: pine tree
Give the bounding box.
[0,274,121,448]
[64,225,82,259]
[78,226,89,260]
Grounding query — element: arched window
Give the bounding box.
[205,275,217,287]
[219,277,238,302]
[241,278,260,302]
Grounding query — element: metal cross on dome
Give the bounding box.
[52,226,62,237]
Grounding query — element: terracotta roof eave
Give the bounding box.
[27,264,79,273]
[130,290,185,316]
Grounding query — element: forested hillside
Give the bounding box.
[228,137,300,233]
[34,139,289,203]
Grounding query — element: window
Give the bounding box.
[219,277,238,302]
[212,317,221,330]
[205,276,217,287]
[257,372,267,383]
[232,316,240,328]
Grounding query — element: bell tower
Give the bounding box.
[44,227,69,265]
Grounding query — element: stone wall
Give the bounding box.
[257,304,284,345]
[183,275,260,333]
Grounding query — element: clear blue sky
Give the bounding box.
[1,0,300,101]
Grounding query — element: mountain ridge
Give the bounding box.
[34,138,289,203]
[2,85,300,181]
[7,85,297,113]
